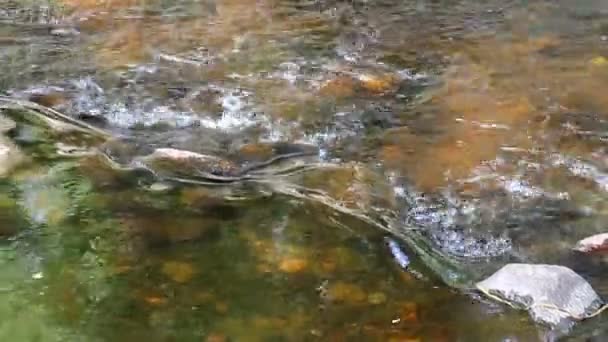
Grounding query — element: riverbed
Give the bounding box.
[1,0,607,340]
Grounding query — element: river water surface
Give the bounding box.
[1,0,608,341]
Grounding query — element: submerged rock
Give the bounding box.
[0,192,20,237]
[161,261,196,283]
[326,281,367,303]
[278,258,309,274]
[476,264,604,330]
[574,233,608,253]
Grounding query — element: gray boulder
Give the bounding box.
[476,264,604,330]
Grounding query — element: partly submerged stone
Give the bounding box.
[130,144,319,183]
[134,148,241,181]
[0,115,16,134]
[574,233,608,254]
[0,115,22,176]
[476,264,604,330]
[0,136,23,177]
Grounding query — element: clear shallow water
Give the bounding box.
[1,0,608,340]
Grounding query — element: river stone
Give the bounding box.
[476,264,604,330]
[0,136,23,177]
[135,148,240,178]
[0,114,16,133]
[0,115,22,176]
[574,233,608,253]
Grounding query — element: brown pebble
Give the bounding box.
[319,76,356,98]
[388,337,421,342]
[161,261,196,283]
[256,263,273,274]
[278,258,309,273]
[367,292,387,305]
[327,282,367,303]
[193,291,215,305]
[206,332,227,342]
[400,302,419,323]
[144,296,167,306]
[29,92,68,108]
[215,301,229,314]
[359,74,397,93]
[320,258,337,273]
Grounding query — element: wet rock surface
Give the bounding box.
[0,115,23,177]
[0,133,21,177]
[575,233,608,254]
[476,264,605,330]
[1,0,608,340]
[0,114,16,134]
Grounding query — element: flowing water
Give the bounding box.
[1,0,608,340]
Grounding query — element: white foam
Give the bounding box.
[397,69,428,81]
[550,154,608,192]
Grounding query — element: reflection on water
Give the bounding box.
[1,0,608,340]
